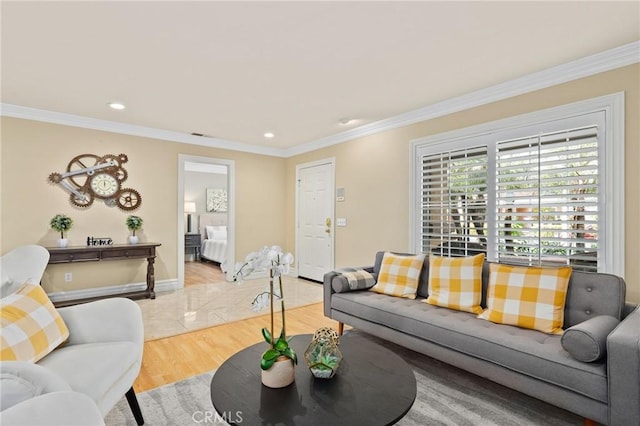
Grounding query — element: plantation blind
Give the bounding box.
[495,126,599,271]
[421,145,488,257]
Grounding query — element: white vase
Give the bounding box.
[261,356,295,388]
[57,238,68,248]
[128,235,139,245]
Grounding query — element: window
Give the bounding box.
[421,146,488,257]
[495,126,599,271]
[411,94,624,275]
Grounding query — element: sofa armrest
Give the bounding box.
[0,391,105,426]
[607,305,640,426]
[323,266,374,317]
[57,298,143,347]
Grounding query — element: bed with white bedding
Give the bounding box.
[199,213,227,264]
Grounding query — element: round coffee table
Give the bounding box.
[210,332,416,425]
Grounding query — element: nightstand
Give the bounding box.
[185,233,201,261]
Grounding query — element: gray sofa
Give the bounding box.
[323,252,640,425]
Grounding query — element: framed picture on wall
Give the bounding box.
[206,188,228,212]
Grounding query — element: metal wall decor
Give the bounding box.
[48,153,142,211]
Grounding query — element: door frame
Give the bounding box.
[295,158,336,279]
[178,154,236,286]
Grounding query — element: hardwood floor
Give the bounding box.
[134,302,342,392]
[184,260,225,286]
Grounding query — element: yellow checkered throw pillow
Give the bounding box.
[1,283,69,362]
[370,252,425,299]
[426,253,485,314]
[478,263,572,334]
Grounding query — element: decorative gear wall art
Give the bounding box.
[48,153,142,211]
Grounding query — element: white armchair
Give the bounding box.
[0,245,145,425]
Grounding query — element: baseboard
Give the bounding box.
[47,278,180,302]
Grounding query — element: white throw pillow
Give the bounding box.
[209,226,227,241]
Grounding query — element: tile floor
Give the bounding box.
[136,271,324,341]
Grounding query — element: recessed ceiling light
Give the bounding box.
[108,102,126,110]
[264,132,275,139]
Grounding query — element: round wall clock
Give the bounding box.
[90,173,120,198]
[48,153,142,211]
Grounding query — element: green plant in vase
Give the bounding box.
[232,246,297,386]
[125,215,143,244]
[50,214,73,248]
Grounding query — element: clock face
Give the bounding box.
[90,173,119,198]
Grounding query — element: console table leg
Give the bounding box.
[147,256,156,299]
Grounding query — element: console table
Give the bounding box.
[46,242,161,307]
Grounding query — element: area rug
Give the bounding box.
[106,330,583,425]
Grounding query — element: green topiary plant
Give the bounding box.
[49,214,73,238]
[125,215,143,236]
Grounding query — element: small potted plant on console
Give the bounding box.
[125,215,143,244]
[50,213,73,248]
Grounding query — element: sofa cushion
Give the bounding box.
[479,264,572,334]
[426,254,484,314]
[331,291,608,403]
[561,315,619,362]
[370,253,425,299]
[1,284,69,362]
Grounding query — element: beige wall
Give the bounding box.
[2,64,638,303]
[285,64,640,303]
[0,119,286,292]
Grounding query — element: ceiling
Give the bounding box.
[2,1,639,153]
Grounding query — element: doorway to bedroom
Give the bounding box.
[178,155,235,288]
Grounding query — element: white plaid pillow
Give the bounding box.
[1,284,69,362]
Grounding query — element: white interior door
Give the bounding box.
[296,160,334,281]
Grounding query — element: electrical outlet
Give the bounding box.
[64,272,72,282]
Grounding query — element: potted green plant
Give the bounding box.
[125,215,143,244]
[233,246,297,388]
[50,214,73,248]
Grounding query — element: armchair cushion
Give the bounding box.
[0,391,105,426]
[1,284,69,362]
[42,298,144,415]
[0,361,70,411]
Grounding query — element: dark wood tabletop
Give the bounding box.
[210,331,417,425]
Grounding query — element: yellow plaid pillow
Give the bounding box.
[370,252,425,299]
[426,253,485,314]
[1,284,69,362]
[479,263,572,334]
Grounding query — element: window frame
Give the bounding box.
[410,93,625,276]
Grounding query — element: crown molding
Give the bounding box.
[283,40,640,157]
[2,41,638,159]
[0,104,285,157]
